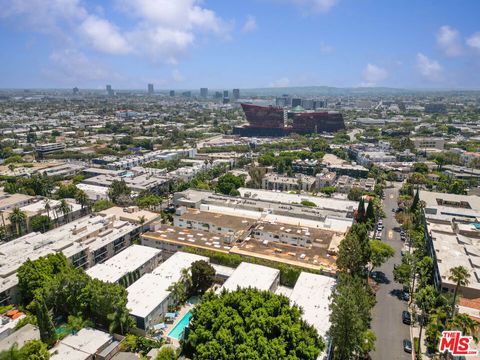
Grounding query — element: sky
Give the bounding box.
[1,0,480,90]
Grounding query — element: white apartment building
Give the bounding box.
[126,252,208,331]
[0,215,141,305]
[86,245,162,286]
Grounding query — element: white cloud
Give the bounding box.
[362,63,388,85]
[269,77,290,87]
[79,15,131,55]
[116,0,227,33]
[44,49,116,84]
[286,0,339,13]
[436,25,462,56]
[466,32,480,51]
[319,41,334,54]
[127,26,194,65]
[242,15,258,33]
[115,0,231,62]
[0,0,86,40]
[416,53,443,81]
[1,0,229,66]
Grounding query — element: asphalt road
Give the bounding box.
[371,184,411,360]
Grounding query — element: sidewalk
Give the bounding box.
[410,323,431,360]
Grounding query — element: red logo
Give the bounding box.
[439,331,478,356]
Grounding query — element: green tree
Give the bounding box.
[56,184,78,199]
[8,207,27,236]
[190,260,215,295]
[411,188,420,212]
[415,285,437,355]
[369,240,395,275]
[365,200,375,223]
[449,313,479,344]
[108,179,131,204]
[336,224,371,275]
[30,215,52,233]
[216,173,245,195]
[246,167,265,189]
[35,294,57,348]
[329,274,375,360]
[75,189,89,214]
[92,199,114,212]
[136,194,162,210]
[320,186,336,197]
[66,314,92,333]
[393,253,415,295]
[348,187,364,201]
[17,253,69,306]
[413,162,429,174]
[155,347,177,360]
[356,198,366,223]
[184,288,324,360]
[19,340,50,359]
[448,266,471,317]
[107,306,132,335]
[58,199,72,223]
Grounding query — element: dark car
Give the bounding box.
[402,310,411,325]
[402,291,410,301]
[403,339,412,353]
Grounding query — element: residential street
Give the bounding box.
[371,183,412,360]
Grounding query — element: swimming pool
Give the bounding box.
[167,310,193,340]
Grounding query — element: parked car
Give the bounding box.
[401,249,406,256]
[402,311,411,325]
[403,339,412,353]
[402,291,410,301]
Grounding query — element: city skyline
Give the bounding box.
[1,0,480,89]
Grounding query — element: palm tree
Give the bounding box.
[44,198,51,220]
[450,313,479,344]
[75,190,89,215]
[448,266,471,317]
[415,285,437,356]
[8,207,26,236]
[107,307,131,335]
[58,199,72,223]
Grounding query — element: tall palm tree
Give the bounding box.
[448,266,471,317]
[44,198,51,219]
[415,285,437,356]
[107,307,131,335]
[75,190,89,215]
[58,199,72,223]
[450,313,479,344]
[8,207,26,237]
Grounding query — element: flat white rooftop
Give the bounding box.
[52,328,112,359]
[238,188,357,213]
[200,204,351,233]
[50,343,90,360]
[289,272,336,339]
[0,215,139,293]
[86,245,161,283]
[221,262,279,292]
[127,252,208,319]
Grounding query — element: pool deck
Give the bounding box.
[164,303,195,346]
